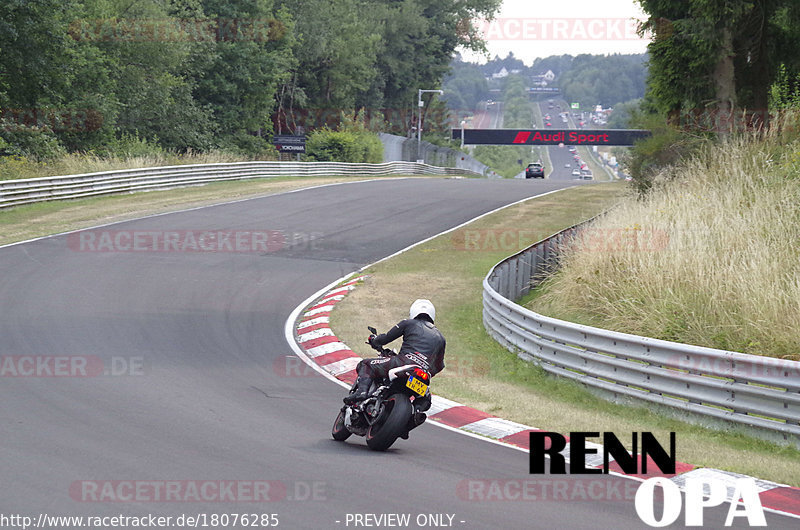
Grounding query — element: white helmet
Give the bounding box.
[409,299,436,323]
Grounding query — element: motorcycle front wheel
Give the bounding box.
[365,394,412,451]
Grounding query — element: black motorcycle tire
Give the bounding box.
[365,394,412,451]
[331,408,352,441]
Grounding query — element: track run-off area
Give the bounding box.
[1,177,796,529]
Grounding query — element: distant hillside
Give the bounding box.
[443,52,647,112]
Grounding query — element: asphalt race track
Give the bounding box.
[1,178,795,529]
[538,100,585,182]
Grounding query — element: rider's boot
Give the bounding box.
[343,376,372,405]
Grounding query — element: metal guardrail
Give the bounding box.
[0,160,482,209]
[483,223,800,445]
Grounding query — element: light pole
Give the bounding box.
[417,89,444,163]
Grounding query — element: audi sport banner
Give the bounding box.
[452,128,650,146]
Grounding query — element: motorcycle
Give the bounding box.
[331,326,431,451]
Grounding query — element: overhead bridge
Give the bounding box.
[487,87,561,94]
[452,128,651,146]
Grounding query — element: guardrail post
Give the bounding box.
[519,249,533,298]
[531,245,541,288]
[514,256,525,299]
[503,261,514,298]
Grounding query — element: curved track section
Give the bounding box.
[1,178,793,528]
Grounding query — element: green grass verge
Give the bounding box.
[330,181,800,487]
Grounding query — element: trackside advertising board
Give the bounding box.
[272,134,306,153]
[452,128,650,146]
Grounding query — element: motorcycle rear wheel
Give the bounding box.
[365,394,411,451]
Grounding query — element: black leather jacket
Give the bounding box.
[372,317,446,376]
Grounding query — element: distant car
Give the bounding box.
[545,122,552,127]
[571,169,581,177]
[565,163,571,168]
[580,169,593,180]
[525,163,545,179]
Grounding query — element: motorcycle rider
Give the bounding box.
[343,299,445,415]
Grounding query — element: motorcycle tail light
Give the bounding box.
[413,368,429,381]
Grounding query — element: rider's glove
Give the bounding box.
[366,334,378,347]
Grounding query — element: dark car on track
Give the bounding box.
[525,162,545,179]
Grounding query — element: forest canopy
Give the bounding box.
[0,0,501,159]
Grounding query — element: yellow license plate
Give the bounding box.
[406,376,428,396]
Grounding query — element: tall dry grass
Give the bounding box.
[528,134,800,359]
[0,150,266,181]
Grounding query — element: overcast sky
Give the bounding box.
[462,0,651,65]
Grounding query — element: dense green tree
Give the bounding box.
[0,0,503,159]
[0,0,116,152]
[94,0,215,151]
[0,0,77,107]
[530,55,573,78]
[607,98,643,129]
[442,57,489,112]
[480,52,526,78]
[274,0,500,135]
[286,0,375,107]
[637,0,800,129]
[559,54,647,110]
[189,0,292,151]
[379,0,499,108]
